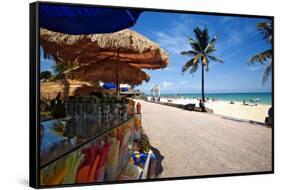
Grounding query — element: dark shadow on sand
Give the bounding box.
[150,145,164,177]
[220,115,268,127]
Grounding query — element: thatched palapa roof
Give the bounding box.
[40,28,169,69]
[65,63,150,85]
[40,79,112,100]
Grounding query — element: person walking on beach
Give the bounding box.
[199,99,206,112]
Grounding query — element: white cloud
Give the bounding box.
[162,81,173,89]
[247,65,264,71]
[163,66,178,72]
[223,42,260,61]
[223,48,245,61]
[154,31,188,55]
[152,17,196,56]
[179,80,189,85]
[225,30,243,45]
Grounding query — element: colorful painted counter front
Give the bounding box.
[40,116,135,186]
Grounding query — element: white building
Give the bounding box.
[151,84,160,98]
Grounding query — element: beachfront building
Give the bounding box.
[151,84,160,100]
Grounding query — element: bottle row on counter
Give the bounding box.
[65,96,135,123]
[40,97,135,167]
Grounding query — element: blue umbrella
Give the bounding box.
[103,82,117,90]
[39,4,142,34]
[121,87,129,92]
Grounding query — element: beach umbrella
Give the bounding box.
[65,62,150,86]
[40,28,169,70]
[39,4,142,35]
[40,79,113,100]
[121,87,129,92]
[103,82,116,90]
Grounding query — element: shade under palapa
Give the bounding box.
[40,79,113,100]
[65,62,150,85]
[40,28,169,69]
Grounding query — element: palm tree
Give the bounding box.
[181,26,223,103]
[248,19,272,85]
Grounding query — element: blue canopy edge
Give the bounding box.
[39,4,142,34]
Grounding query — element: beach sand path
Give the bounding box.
[137,100,272,178]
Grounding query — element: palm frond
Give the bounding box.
[193,27,204,51]
[201,55,208,65]
[190,64,198,74]
[209,36,218,45]
[204,36,217,54]
[248,49,272,65]
[207,55,223,63]
[262,62,272,85]
[202,56,210,71]
[180,50,198,56]
[205,46,217,54]
[257,20,272,43]
[182,58,195,74]
[194,54,202,63]
[188,37,201,52]
[200,27,210,50]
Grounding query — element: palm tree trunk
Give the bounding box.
[201,64,205,102]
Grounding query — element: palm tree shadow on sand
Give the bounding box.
[149,145,164,177]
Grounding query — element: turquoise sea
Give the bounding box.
[159,92,272,105]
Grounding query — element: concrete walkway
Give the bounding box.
[138,100,272,178]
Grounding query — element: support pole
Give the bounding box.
[116,50,120,99]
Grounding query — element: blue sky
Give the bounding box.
[41,11,272,94]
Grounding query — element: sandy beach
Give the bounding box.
[148,97,271,123]
[137,100,272,177]
[205,101,270,123]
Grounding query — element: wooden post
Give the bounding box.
[116,50,120,99]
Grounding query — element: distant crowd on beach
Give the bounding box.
[142,95,271,124]
[147,95,262,107]
[149,95,220,103]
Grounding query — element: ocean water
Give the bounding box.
[159,92,272,105]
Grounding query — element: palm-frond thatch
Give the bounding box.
[65,63,150,85]
[40,28,169,69]
[40,79,111,100]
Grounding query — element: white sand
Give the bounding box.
[148,97,271,123]
[205,101,270,122]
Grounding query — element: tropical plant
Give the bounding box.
[248,19,272,85]
[52,63,70,80]
[181,26,223,102]
[40,71,52,80]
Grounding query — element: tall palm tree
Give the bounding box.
[248,19,272,85]
[181,26,223,103]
